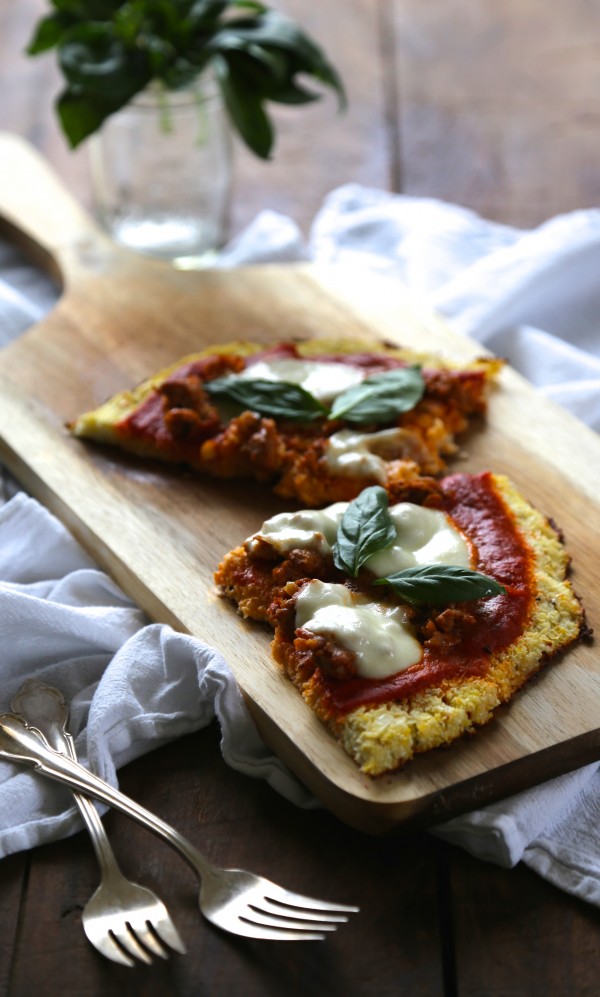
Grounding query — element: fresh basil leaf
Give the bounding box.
[26,13,72,55]
[231,1,267,12]
[57,90,119,148]
[214,45,283,100]
[204,375,327,421]
[268,79,320,106]
[374,565,506,605]
[329,366,425,424]
[204,365,426,424]
[26,2,345,156]
[333,486,397,578]
[207,10,346,107]
[189,0,232,25]
[213,54,274,158]
[59,25,150,101]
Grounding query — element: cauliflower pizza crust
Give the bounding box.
[215,472,587,775]
[69,338,501,506]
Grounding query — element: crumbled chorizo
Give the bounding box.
[294,631,358,680]
[199,411,286,478]
[164,407,221,442]
[422,606,477,649]
[160,375,221,442]
[160,375,206,411]
[272,549,334,585]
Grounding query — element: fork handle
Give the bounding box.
[0,713,216,881]
[71,786,131,875]
[61,738,132,877]
[10,682,124,875]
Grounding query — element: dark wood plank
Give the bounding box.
[0,852,28,993]
[7,725,444,996]
[447,843,600,996]
[394,0,600,225]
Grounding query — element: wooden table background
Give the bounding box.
[1,1,600,994]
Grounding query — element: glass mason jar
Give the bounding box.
[88,76,232,266]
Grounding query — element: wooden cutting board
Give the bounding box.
[1,132,599,833]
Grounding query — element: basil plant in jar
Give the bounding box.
[27,0,345,264]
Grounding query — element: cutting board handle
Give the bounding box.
[0,132,112,287]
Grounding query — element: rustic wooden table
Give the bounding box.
[1,2,600,994]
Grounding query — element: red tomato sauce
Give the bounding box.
[243,342,407,373]
[119,392,170,443]
[117,355,231,447]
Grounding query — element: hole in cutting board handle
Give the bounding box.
[0,216,63,292]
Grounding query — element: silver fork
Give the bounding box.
[0,706,359,941]
[11,681,186,967]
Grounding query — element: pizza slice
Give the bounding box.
[214,472,588,775]
[69,338,501,505]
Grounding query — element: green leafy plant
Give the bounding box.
[204,366,426,423]
[332,485,507,604]
[26,0,346,158]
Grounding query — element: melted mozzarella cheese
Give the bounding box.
[324,427,417,482]
[364,503,471,576]
[295,580,422,678]
[248,504,346,556]
[251,499,471,575]
[236,357,365,404]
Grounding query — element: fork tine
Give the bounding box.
[151,912,187,955]
[85,929,138,968]
[258,897,350,923]
[263,883,360,914]
[244,906,338,932]
[108,925,154,965]
[126,920,170,960]
[237,921,328,942]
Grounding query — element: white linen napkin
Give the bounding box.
[1,186,599,907]
[0,492,315,857]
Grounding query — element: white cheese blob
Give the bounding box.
[324,427,418,483]
[364,503,472,577]
[248,504,346,556]
[251,499,471,576]
[236,357,365,404]
[295,580,422,678]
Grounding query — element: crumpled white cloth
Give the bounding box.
[1,184,599,907]
[0,493,315,857]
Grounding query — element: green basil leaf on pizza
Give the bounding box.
[328,366,425,423]
[332,485,397,577]
[374,564,506,604]
[204,376,327,421]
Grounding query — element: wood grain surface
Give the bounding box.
[0,133,598,833]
